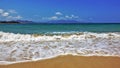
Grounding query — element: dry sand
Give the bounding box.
[0,55,120,68]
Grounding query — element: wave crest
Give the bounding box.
[0,31,120,64]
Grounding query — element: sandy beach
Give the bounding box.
[0,55,120,68]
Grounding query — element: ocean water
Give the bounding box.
[0,23,120,65]
[0,23,120,34]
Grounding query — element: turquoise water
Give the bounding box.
[0,23,120,34]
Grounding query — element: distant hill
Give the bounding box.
[0,20,81,24]
[0,21,20,24]
[17,20,81,24]
[16,20,35,24]
[47,20,80,23]
[0,20,36,24]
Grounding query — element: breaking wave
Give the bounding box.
[0,31,120,65]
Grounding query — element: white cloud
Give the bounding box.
[40,12,80,21]
[65,15,69,18]
[1,12,9,17]
[49,16,58,20]
[8,10,17,14]
[55,12,63,15]
[7,15,22,20]
[0,8,22,20]
[65,15,72,19]
[71,14,79,18]
[65,15,79,19]
[41,16,58,20]
[15,15,22,19]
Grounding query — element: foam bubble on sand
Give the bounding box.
[0,31,120,64]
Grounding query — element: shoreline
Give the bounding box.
[0,55,120,65]
[1,55,120,68]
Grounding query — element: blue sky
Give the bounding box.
[0,0,120,23]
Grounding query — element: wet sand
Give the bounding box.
[0,55,120,68]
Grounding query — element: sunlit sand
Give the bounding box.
[0,55,120,68]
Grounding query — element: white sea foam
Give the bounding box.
[0,31,120,65]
